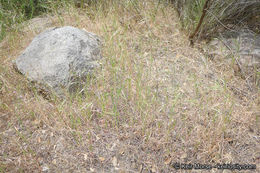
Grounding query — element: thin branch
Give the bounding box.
[189,0,211,45]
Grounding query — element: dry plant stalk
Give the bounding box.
[189,0,211,45]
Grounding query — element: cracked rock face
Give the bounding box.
[15,26,102,95]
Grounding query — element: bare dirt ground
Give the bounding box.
[0,2,259,172]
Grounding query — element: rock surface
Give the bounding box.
[24,17,53,33]
[15,26,102,95]
[207,30,260,85]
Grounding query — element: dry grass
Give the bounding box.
[171,0,260,39]
[0,0,259,172]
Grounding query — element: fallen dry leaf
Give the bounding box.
[99,157,105,162]
[164,157,171,165]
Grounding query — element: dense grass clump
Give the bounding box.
[1,0,259,41]
[0,0,120,41]
[0,0,75,40]
[171,0,260,39]
[0,0,49,40]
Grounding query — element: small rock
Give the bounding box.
[24,17,53,33]
[112,156,117,167]
[42,165,49,172]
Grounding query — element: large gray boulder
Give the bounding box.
[15,26,102,95]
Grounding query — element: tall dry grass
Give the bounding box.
[171,0,260,39]
[0,0,259,172]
